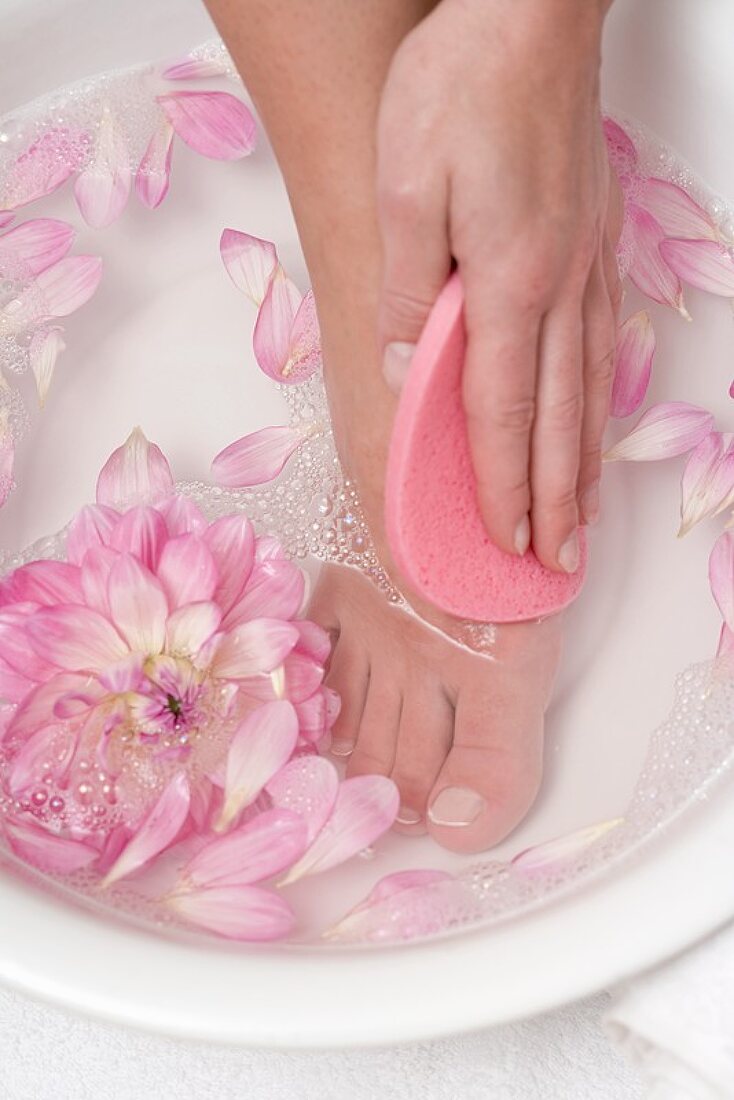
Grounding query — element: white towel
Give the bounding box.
[606,922,734,1100]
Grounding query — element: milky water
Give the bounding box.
[0,44,733,945]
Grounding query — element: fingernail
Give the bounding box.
[580,482,600,526]
[382,342,416,395]
[428,786,486,827]
[514,515,531,556]
[396,805,422,825]
[330,737,355,757]
[558,531,580,574]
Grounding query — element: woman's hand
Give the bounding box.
[376,0,621,572]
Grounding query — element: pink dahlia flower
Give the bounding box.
[0,429,399,940]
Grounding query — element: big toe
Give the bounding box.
[425,691,544,854]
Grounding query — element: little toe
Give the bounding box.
[390,682,453,834]
[345,662,401,779]
[325,639,369,758]
[426,690,544,854]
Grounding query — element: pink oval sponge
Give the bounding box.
[385,271,587,623]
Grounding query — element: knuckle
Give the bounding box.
[538,482,579,514]
[381,285,435,331]
[378,176,429,223]
[466,390,536,434]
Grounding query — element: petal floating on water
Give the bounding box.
[604,401,714,463]
[220,228,277,305]
[610,310,655,419]
[96,428,174,510]
[157,91,256,160]
[215,700,299,831]
[212,425,303,488]
[169,883,295,941]
[101,772,190,888]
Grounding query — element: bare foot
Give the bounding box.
[308,563,562,854]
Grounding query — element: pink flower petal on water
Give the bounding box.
[679,432,734,536]
[102,772,190,888]
[0,213,15,229]
[66,503,119,565]
[604,401,714,463]
[281,290,321,382]
[211,618,299,679]
[324,873,476,944]
[96,428,174,509]
[266,755,339,845]
[610,310,655,418]
[169,883,294,941]
[156,494,207,536]
[26,606,128,671]
[183,808,307,887]
[161,55,230,80]
[0,559,83,607]
[202,514,255,614]
[717,623,734,658]
[157,91,256,160]
[214,701,299,831]
[279,775,399,884]
[627,204,689,315]
[511,818,624,873]
[8,724,77,794]
[223,560,305,628]
[108,554,168,655]
[220,229,277,305]
[325,869,456,941]
[255,535,287,563]
[109,505,168,570]
[34,255,103,318]
[74,112,131,228]
[4,819,98,875]
[166,601,221,658]
[294,620,332,663]
[660,238,734,298]
[29,326,65,406]
[156,533,218,608]
[603,117,638,174]
[212,426,302,488]
[135,121,174,209]
[1,128,88,209]
[98,652,144,694]
[4,672,90,741]
[710,531,734,632]
[0,218,75,275]
[0,608,58,683]
[253,266,302,381]
[636,178,719,242]
[80,545,119,616]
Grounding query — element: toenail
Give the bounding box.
[396,805,422,825]
[428,786,486,828]
[558,531,580,574]
[580,481,600,526]
[514,515,531,556]
[382,342,415,395]
[330,738,355,757]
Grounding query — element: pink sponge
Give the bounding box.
[385,271,587,623]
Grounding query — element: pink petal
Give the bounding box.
[220,229,277,305]
[294,620,332,663]
[281,290,321,382]
[211,617,299,679]
[98,652,144,694]
[33,255,103,318]
[636,178,718,243]
[603,117,638,174]
[166,601,221,658]
[0,213,15,229]
[212,426,302,488]
[8,724,77,794]
[202,514,255,614]
[157,92,256,160]
[266,755,339,845]
[4,819,98,875]
[660,238,734,298]
[26,606,128,671]
[626,204,688,315]
[183,808,307,887]
[679,433,734,536]
[0,559,83,607]
[0,659,34,703]
[0,218,75,275]
[108,554,168,655]
[223,560,305,628]
[243,652,324,704]
[155,494,207,536]
[109,505,168,570]
[0,607,58,682]
[66,503,119,565]
[252,265,302,380]
[4,671,91,741]
[324,873,475,944]
[294,692,327,742]
[161,55,230,80]
[74,113,131,228]
[215,701,299,831]
[710,531,734,631]
[717,623,734,658]
[135,121,174,209]
[604,401,715,462]
[29,326,65,406]
[156,533,218,608]
[610,310,656,418]
[169,884,294,941]
[101,772,190,887]
[80,545,119,616]
[96,428,174,509]
[279,775,399,884]
[255,535,287,563]
[511,819,623,873]
[1,128,88,209]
